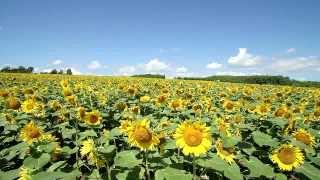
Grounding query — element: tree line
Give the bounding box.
[0,66,72,75]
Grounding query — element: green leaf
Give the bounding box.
[275,173,287,180]
[196,154,242,180]
[79,130,97,140]
[88,169,102,179]
[222,136,241,148]
[252,131,279,147]
[0,170,19,180]
[196,154,229,172]
[224,163,242,180]
[98,145,116,159]
[240,156,274,178]
[23,153,51,170]
[295,163,320,180]
[163,139,176,150]
[47,161,66,172]
[110,127,121,138]
[155,167,193,180]
[116,167,145,180]
[114,150,142,169]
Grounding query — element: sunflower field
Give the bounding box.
[0,73,320,180]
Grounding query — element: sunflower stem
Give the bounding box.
[145,151,151,180]
[192,156,197,180]
[106,161,112,180]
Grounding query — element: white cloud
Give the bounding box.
[271,56,320,72]
[118,66,136,76]
[206,62,222,69]
[88,60,106,69]
[176,66,188,73]
[143,58,169,73]
[286,48,296,53]
[228,48,261,67]
[52,59,63,65]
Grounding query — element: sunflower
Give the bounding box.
[21,99,39,113]
[119,119,133,135]
[217,118,231,136]
[18,166,32,180]
[254,103,270,115]
[3,113,16,124]
[270,144,304,171]
[222,100,237,112]
[80,139,105,167]
[77,107,86,121]
[140,95,151,103]
[215,139,236,164]
[156,94,167,105]
[274,106,288,117]
[174,121,212,157]
[6,97,21,110]
[292,129,316,147]
[0,89,9,97]
[169,98,184,111]
[20,121,43,144]
[128,119,159,151]
[84,110,102,126]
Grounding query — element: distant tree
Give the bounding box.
[50,69,58,74]
[58,70,64,74]
[27,67,34,73]
[66,68,72,75]
[1,66,11,72]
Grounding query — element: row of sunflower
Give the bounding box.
[0,73,319,180]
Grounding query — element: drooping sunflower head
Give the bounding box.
[274,106,288,117]
[0,89,10,97]
[77,107,86,120]
[292,129,316,147]
[49,100,61,111]
[174,121,212,157]
[6,97,21,110]
[3,113,16,124]
[128,119,159,151]
[157,94,167,104]
[84,110,102,126]
[20,121,43,144]
[215,139,236,164]
[270,144,304,171]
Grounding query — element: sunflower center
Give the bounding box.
[134,127,152,143]
[89,115,99,123]
[225,102,233,110]
[27,128,41,139]
[184,128,203,146]
[278,148,296,165]
[172,101,181,109]
[294,133,311,145]
[26,103,34,110]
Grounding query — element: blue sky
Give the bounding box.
[0,0,320,80]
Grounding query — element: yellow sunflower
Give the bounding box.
[20,121,43,144]
[128,119,159,151]
[222,100,237,112]
[140,95,151,103]
[80,139,105,167]
[21,99,39,113]
[169,98,184,111]
[84,110,102,125]
[174,121,212,157]
[215,139,236,164]
[217,118,231,136]
[77,107,86,121]
[292,129,316,147]
[270,144,304,171]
